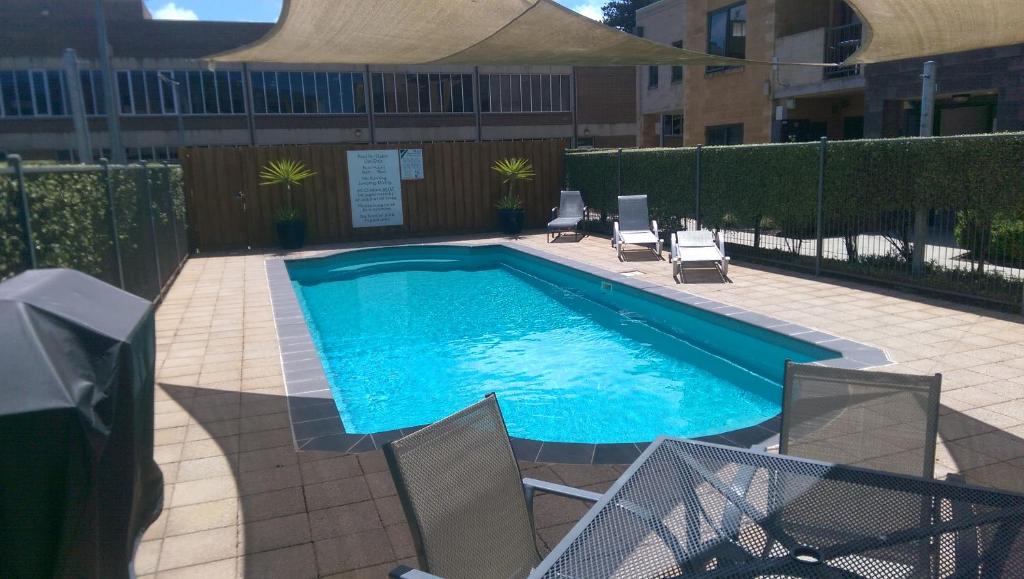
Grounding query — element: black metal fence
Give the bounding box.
[565,134,1024,312]
[0,155,188,302]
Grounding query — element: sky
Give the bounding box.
[144,0,603,23]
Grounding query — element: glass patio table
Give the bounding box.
[530,437,1024,578]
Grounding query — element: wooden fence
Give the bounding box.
[181,139,568,251]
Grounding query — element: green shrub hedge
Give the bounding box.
[0,164,186,289]
[565,133,1024,305]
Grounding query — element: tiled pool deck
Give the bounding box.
[145,232,1024,577]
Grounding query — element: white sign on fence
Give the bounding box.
[347,149,404,228]
[399,148,424,180]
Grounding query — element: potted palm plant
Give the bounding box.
[492,157,534,236]
[259,159,316,249]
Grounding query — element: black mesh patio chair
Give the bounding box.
[781,361,942,478]
[547,190,587,242]
[384,395,602,579]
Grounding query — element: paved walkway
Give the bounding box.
[143,232,1024,577]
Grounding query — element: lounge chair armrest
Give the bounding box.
[523,477,603,503]
[389,565,444,578]
[613,221,621,246]
[551,206,559,219]
[651,220,659,237]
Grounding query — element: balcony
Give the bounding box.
[774,24,864,98]
[824,22,863,79]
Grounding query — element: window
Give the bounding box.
[477,74,570,113]
[110,69,245,115]
[250,71,364,115]
[671,41,684,83]
[705,123,744,145]
[662,114,682,137]
[0,69,71,117]
[648,66,659,88]
[707,2,746,73]
[367,72,473,114]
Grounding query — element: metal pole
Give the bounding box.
[918,61,937,138]
[363,65,376,144]
[140,163,162,290]
[241,63,257,146]
[101,158,125,289]
[570,67,578,149]
[695,145,702,229]
[816,136,827,276]
[62,49,93,163]
[95,0,125,163]
[163,162,182,264]
[913,60,937,275]
[157,73,185,150]
[10,155,37,269]
[473,66,482,143]
[616,148,623,197]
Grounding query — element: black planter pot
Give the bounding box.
[276,219,306,250]
[497,208,525,235]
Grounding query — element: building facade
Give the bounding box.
[0,0,638,161]
[635,0,686,147]
[639,0,1024,147]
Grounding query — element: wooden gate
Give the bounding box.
[181,139,568,251]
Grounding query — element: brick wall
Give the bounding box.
[576,67,637,125]
[864,45,1024,137]
[683,0,775,145]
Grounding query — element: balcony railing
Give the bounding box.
[824,22,863,79]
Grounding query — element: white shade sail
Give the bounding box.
[207,0,1024,66]
[208,0,760,66]
[845,0,1024,63]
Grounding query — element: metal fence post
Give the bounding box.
[10,155,37,269]
[616,148,623,197]
[140,163,162,289]
[101,159,126,289]
[815,137,827,276]
[695,145,702,229]
[163,162,182,266]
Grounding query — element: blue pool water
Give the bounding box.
[288,246,837,444]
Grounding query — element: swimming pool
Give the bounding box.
[285,245,840,445]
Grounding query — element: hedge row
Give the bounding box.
[0,164,186,294]
[566,133,1024,306]
[567,133,1024,227]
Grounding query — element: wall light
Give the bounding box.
[951,94,971,104]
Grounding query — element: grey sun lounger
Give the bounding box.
[547,190,587,242]
[613,195,661,259]
[672,229,729,282]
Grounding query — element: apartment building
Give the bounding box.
[0,0,637,161]
[635,0,686,147]
[640,0,1024,146]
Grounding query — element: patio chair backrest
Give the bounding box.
[383,395,539,579]
[617,195,651,231]
[559,190,585,219]
[675,229,715,248]
[781,362,941,478]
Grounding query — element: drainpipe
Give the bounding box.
[363,65,376,144]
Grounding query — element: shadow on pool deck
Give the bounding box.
[155,382,628,577]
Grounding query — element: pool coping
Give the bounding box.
[265,241,892,465]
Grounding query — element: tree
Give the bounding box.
[601,0,658,33]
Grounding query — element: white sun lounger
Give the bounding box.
[613,195,661,260]
[672,229,729,281]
